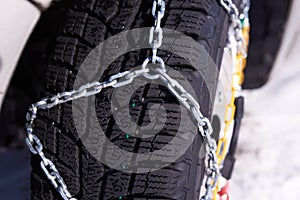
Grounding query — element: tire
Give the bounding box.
[243,0,291,89]
[31,0,233,199]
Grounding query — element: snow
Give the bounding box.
[231,0,300,199]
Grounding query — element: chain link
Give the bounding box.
[150,0,165,63]
[220,0,247,56]
[24,0,250,199]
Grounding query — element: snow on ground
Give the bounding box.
[231,0,300,199]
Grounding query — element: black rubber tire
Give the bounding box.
[242,0,291,89]
[31,0,233,199]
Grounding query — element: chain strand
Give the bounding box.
[25,73,131,200]
[211,1,250,199]
[150,0,165,63]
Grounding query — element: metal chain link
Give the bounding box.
[150,0,165,63]
[220,0,247,56]
[24,0,249,199]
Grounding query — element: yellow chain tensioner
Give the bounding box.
[212,22,250,200]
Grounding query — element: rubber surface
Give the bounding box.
[243,0,291,89]
[31,0,231,199]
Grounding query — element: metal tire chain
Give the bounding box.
[211,0,250,200]
[24,0,248,199]
[25,67,216,200]
[220,0,249,56]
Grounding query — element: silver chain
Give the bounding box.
[25,65,217,200]
[24,0,249,199]
[220,0,248,56]
[200,1,250,199]
[241,0,251,22]
[25,77,123,200]
[149,3,219,199]
[150,0,165,63]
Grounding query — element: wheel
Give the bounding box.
[31,0,234,199]
[243,0,291,89]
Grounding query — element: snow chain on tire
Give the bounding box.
[25,0,250,199]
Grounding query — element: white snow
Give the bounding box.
[231,0,300,199]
